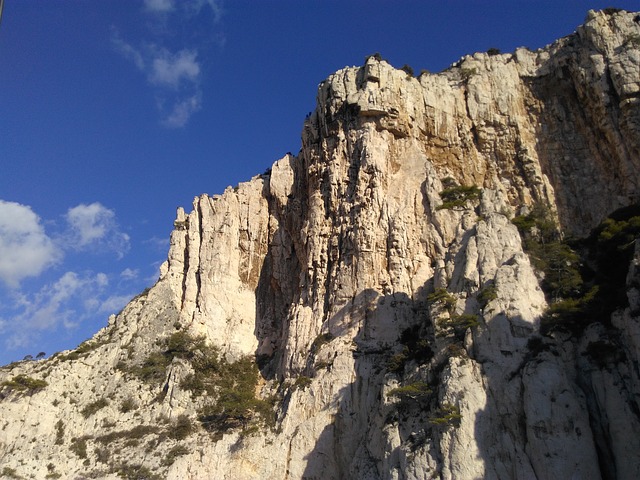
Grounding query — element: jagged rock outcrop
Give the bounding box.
[1,9,640,480]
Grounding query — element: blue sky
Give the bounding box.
[1,0,637,365]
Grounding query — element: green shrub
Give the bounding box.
[162,445,190,466]
[95,425,160,445]
[311,333,334,354]
[197,355,274,436]
[437,185,481,210]
[164,331,205,360]
[168,414,193,440]
[401,64,414,77]
[451,313,481,328]
[429,403,462,427]
[460,68,478,81]
[511,202,557,242]
[533,242,583,299]
[0,375,48,394]
[387,351,408,373]
[511,214,536,232]
[427,288,456,313]
[69,437,89,459]
[57,338,109,362]
[130,351,169,383]
[120,396,137,413]
[292,376,312,391]
[487,48,501,56]
[132,332,215,385]
[130,332,273,438]
[513,202,583,300]
[81,398,109,418]
[117,464,161,480]
[366,52,383,62]
[535,206,640,333]
[477,284,498,308]
[540,286,601,334]
[314,360,331,370]
[438,314,480,338]
[387,325,434,374]
[179,341,222,397]
[54,420,65,445]
[1,467,21,479]
[387,381,431,400]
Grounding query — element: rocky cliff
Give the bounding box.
[1,9,640,480]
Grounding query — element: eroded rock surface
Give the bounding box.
[1,9,640,480]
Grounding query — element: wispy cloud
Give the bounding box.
[0,270,139,353]
[97,294,134,314]
[150,49,200,88]
[190,0,224,23]
[144,0,175,13]
[144,236,170,251]
[1,271,106,349]
[0,200,61,288]
[111,33,145,70]
[64,203,130,258]
[112,0,224,128]
[0,200,150,361]
[162,93,202,128]
[120,268,139,280]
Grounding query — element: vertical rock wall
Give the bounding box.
[1,8,639,480]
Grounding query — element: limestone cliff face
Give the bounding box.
[1,9,640,480]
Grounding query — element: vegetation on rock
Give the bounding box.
[437,313,480,339]
[387,325,433,374]
[387,381,431,400]
[428,403,462,428]
[0,375,48,395]
[427,288,456,313]
[81,398,109,418]
[515,203,640,334]
[437,185,481,210]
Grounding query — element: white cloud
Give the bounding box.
[65,203,130,258]
[96,272,109,287]
[112,38,203,128]
[0,200,61,287]
[189,0,224,23]
[144,236,170,251]
[66,203,112,245]
[98,294,134,314]
[111,32,145,70]
[144,0,175,13]
[111,0,224,128]
[150,49,200,89]
[162,93,202,128]
[3,272,88,349]
[0,271,121,351]
[120,268,139,280]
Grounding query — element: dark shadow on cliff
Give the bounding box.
[471,206,640,479]
[524,23,640,235]
[292,280,496,479]
[299,286,433,479]
[252,157,306,381]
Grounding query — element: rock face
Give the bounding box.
[1,9,640,480]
